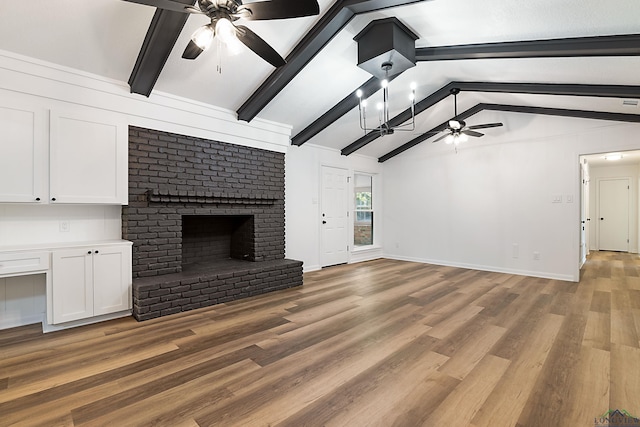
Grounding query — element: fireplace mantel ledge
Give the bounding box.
[146,189,281,205]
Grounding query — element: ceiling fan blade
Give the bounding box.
[182,39,204,59]
[241,0,320,20]
[121,0,196,14]
[467,122,504,130]
[462,130,484,138]
[235,25,286,67]
[433,133,451,143]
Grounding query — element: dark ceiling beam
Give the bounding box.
[452,82,640,98]
[128,0,195,97]
[299,34,640,149]
[415,33,640,61]
[341,81,640,156]
[378,103,640,163]
[236,0,428,122]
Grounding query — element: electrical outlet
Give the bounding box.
[59,220,70,232]
[512,243,519,259]
[533,251,540,261]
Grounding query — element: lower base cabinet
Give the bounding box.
[52,243,132,324]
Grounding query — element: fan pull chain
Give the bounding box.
[216,39,223,74]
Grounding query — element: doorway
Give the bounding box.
[580,150,640,262]
[321,166,349,267]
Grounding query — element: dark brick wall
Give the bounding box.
[123,126,286,279]
[123,126,302,320]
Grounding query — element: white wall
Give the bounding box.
[588,162,640,253]
[285,144,382,271]
[382,113,640,282]
[0,205,122,248]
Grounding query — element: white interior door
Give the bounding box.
[599,178,629,252]
[321,166,349,267]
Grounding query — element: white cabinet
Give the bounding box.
[51,243,132,324]
[49,109,128,204]
[0,101,46,203]
[0,103,128,205]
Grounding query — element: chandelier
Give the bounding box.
[355,62,416,136]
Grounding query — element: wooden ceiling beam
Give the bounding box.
[415,34,640,62]
[128,0,195,97]
[378,102,640,163]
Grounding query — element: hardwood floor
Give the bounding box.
[1,251,639,426]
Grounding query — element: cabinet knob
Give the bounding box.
[35,197,41,201]
[87,251,92,254]
[94,250,99,254]
[51,197,56,201]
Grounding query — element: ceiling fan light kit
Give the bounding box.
[191,23,214,50]
[125,0,320,67]
[433,88,504,148]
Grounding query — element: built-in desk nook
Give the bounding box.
[0,240,132,332]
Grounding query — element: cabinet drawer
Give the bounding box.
[0,252,50,276]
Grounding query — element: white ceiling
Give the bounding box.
[1,0,639,160]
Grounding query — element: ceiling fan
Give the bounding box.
[123,0,320,67]
[433,88,503,145]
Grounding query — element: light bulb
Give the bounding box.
[409,93,415,101]
[376,102,383,111]
[381,79,388,89]
[445,134,454,145]
[215,18,243,54]
[410,82,417,90]
[356,89,363,98]
[191,24,214,50]
[459,133,468,143]
[361,99,367,108]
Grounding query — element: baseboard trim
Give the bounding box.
[383,254,577,282]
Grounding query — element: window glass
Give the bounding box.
[354,174,373,246]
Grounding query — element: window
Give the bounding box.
[354,174,373,247]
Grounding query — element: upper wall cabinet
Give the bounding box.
[0,102,46,203]
[50,109,128,205]
[0,103,129,205]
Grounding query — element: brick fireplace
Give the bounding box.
[123,127,303,321]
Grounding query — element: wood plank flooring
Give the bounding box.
[1,251,640,426]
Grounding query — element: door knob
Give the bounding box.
[600,217,604,220]
[322,220,327,224]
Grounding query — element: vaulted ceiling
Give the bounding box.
[1,0,639,162]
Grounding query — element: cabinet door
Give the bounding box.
[0,103,45,203]
[52,249,94,324]
[93,245,132,316]
[49,109,128,204]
